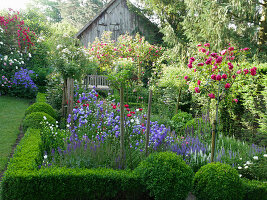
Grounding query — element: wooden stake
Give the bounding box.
[145,90,152,157]
[120,85,125,168]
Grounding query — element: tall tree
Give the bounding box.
[28,0,62,23]
[58,0,105,29]
[140,0,266,61]
[28,0,107,29]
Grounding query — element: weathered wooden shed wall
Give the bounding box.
[76,0,158,47]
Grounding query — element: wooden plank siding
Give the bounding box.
[76,0,159,47]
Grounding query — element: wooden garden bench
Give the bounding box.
[83,75,112,91]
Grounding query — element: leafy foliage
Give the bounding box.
[193,162,244,200]
[25,102,57,119]
[242,178,267,200]
[135,151,193,200]
[23,112,56,130]
[170,110,193,134]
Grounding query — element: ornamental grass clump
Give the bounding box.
[135,151,193,200]
[193,162,244,200]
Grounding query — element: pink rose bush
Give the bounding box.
[186,43,257,102]
[185,43,258,162]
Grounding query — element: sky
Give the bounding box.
[0,0,31,11]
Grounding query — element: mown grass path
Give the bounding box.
[0,96,29,173]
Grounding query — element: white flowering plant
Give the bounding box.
[237,154,267,181]
[40,119,70,160]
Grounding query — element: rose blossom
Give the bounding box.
[190,57,195,62]
[228,62,234,70]
[216,75,222,81]
[216,56,223,64]
[222,74,227,79]
[220,50,226,55]
[211,74,216,80]
[225,83,231,89]
[195,87,200,93]
[188,63,193,68]
[250,67,257,76]
[208,93,215,99]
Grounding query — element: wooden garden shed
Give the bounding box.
[76,0,160,47]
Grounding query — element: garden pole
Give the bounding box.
[175,87,182,114]
[120,85,125,168]
[61,78,67,118]
[145,90,153,157]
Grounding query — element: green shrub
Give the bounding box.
[135,151,193,200]
[25,102,57,119]
[36,93,47,103]
[1,128,148,200]
[170,110,193,134]
[23,112,56,130]
[1,128,43,173]
[242,178,267,200]
[193,162,244,200]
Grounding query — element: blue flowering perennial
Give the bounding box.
[12,68,37,90]
[41,89,175,169]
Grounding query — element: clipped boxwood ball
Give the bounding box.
[135,151,193,200]
[193,162,244,200]
[25,102,57,119]
[23,112,56,130]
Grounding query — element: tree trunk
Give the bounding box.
[258,0,266,52]
[67,77,74,121]
[145,90,153,157]
[120,85,125,168]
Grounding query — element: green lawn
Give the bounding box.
[0,96,29,172]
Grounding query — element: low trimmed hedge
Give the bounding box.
[243,178,267,200]
[25,102,57,119]
[23,112,56,130]
[1,129,149,200]
[36,93,47,103]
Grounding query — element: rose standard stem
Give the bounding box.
[211,80,221,162]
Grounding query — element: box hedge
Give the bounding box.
[23,112,56,130]
[135,151,193,200]
[243,178,267,200]
[36,93,47,103]
[1,129,149,200]
[193,162,244,200]
[25,102,57,119]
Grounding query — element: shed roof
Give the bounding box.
[76,0,117,38]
